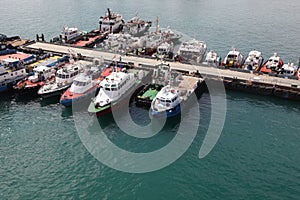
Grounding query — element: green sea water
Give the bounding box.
[1,0,300,199]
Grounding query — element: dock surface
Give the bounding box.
[26,42,300,89]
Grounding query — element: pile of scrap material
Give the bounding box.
[0,34,29,48]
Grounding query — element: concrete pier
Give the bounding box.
[24,42,300,100]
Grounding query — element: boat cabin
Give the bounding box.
[154,86,180,109]
[69,74,94,94]
[99,8,123,33]
[222,49,243,67]
[60,27,80,43]
[28,66,53,83]
[280,63,297,77]
[266,54,281,70]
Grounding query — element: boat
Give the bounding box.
[278,63,297,77]
[59,26,81,43]
[88,69,146,117]
[221,48,244,68]
[160,27,182,43]
[259,53,283,74]
[99,8,124,34]
[243,50,264,71]
[175,39,207,63]
[141,33,167,55]
[59,65,121,107]
[14,65,56,94]
[297,66,300,80]
[0,58,27,93]
[135,83,163,107]
[150,67,198,118]
[152,42,174,60]
[60,72,100,107]
[150,85,181,118]
[203,50,221,66]
[125,14,152,37]
[37,62,84,98]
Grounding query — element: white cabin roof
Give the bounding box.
[74,73,91,83]
[227,50,241,56]
[100,71,128,87]
[248,50,261,57]
[156,86,178,100]
[33,65,51,72]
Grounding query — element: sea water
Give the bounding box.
[0,0,300,199]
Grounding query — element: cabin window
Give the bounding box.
[66,75,69,79]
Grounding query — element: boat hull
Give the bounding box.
[151,104,181,118]
[38,85,70,99]
[60,86,99,107]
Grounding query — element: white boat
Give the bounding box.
[243,50,263,71]
[176,39,207,63]
[99,8,124,34]
[160,27,182,43]
[38,62,84,98]
[59,26,81,43]
[60,72,101,107]
[203,50,221,66]
[222,48,244,68]
[150,70,198,118]
[279,63,297,77]
[0,58,27,92]
[88,69,145,116]
[125,14,152,37]
[153,42,174,59]
[150,85,182,118]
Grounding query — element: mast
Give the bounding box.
[155,16,159,34]
[107,8,112,19]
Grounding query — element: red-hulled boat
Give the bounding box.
[259,53,283,74]
[14,65,55,94]
[60,65,121,107]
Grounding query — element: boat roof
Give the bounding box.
[179,39,206,52]
[56,64,80,75]
[62,27,78,32]
[0,52,33,61]
[74,73,92,82]
[100,71,128,86]
[248,50,261,57]
[156,86,178,100]
[269,55,280,61]
[33,65,52,72]
[282,63,295,70]
[227,50,241,56]
[2,58,20,63]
